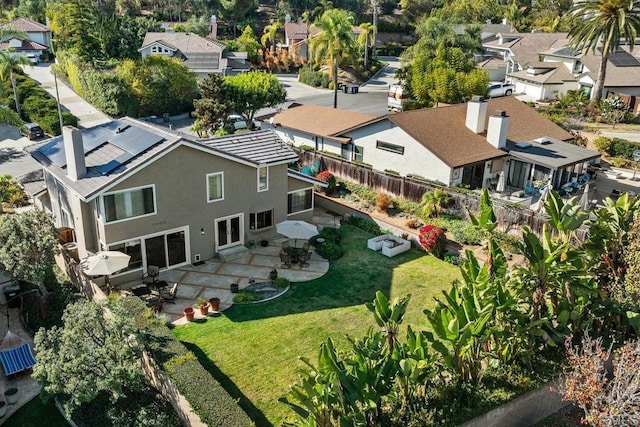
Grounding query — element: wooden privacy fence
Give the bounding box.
[298,150,551,236]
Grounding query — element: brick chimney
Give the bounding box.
[63,126,86,181]
[465,95,488,134]
[209,15,217,39]
[486,110,509,150]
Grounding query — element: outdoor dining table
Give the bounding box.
[130,285,160,306]
[285,247,307,264]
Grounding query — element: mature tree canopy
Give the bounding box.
[236,25,262,64]
[224,71,286,122]
[33,298,145,415]
[117,55,198,116]
[193,73,234,136]
[0,209,59,285]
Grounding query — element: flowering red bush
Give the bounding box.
[419,224,446,258]
[315,171,336,193]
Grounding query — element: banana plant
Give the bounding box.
[424,280,493,384]
[393,326,437,407]
[543,190,589,245]
[468,189,507,278]
[365,291,411,353]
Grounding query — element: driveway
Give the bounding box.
[21,63,110,129]
[0,125,42,180]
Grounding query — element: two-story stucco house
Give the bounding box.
[139,32,250,77]
[0,17,51,60]
[28,119,323,283]
[269,98,600,193]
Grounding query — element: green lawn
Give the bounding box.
[173,225,460,426]
[5,397,69,426]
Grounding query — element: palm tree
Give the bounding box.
[357,22,376,70]
[261,21,282,56]
[0,51,32,115]
[569,0,640,102]
[309,9,356,109]
[420,188,449,218]
[0,28,27,42]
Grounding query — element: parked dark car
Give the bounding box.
[21,123,44,140]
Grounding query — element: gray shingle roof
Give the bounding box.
[28,119,297,202]
[507,138,600,169]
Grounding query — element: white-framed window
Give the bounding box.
[354,145,364,162]
[249,209,273,230]
[257,166,268,192]
[376,140,404,155]
[207,172,224,203]
[101,185,156,224]
[151,46,158,53]
[108,238,143,272]
[288,188,313,214]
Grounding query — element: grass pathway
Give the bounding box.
[173,226,460,425]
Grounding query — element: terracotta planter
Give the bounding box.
[183,307,195,321]
[198,303,209,316]
[209,297,221,311]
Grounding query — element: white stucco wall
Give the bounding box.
[28,31,50,48]
[345,119,453,185]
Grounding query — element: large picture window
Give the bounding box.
[250,209,273,230]
[102,186,155,223]
[108,239,142,272]
[258,166,268,192]
[288,188,313,214]
[376,140,404,155]
[207,172,224,202]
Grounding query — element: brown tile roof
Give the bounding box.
[387,97,572,168]
[0,39,47,51]
[285,22,308,40]
[3,17,49,32]
[484,32,570,68]
[272,104,378,143]
[140,32,225,54]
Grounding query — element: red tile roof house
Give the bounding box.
[268,98,599,194]
[0,17,51,59]
[282,15,362,62]
[27,119,325,285]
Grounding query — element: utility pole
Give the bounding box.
[53,68,64,134]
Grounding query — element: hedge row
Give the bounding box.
[1,73,78,135]
[124,298,252,427]
[298,68,330,88]
[593,136,640,160]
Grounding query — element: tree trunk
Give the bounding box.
[364,38,368,70]
[593,50,609,103]
[332,59,338,109]
[10,71,20,115]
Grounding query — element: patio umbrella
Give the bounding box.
[580,182,592,211]
[530,184,551,213]
[276,220,318,246]
[80,251,131,287]
[496,171,506,193]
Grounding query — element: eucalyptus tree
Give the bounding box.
[309,8,357,108]
[569,0,640,102]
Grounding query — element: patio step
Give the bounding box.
[218,245,249,262]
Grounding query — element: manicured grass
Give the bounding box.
[173,225,460,426]
[5,397,69,426]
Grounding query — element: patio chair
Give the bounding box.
[142,265,160,286]
[302,242,310,252]
[280,252,292,269]
[300,250,312,268]
[160,283,178,303]
[282,240,291,250]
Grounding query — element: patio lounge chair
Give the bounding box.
[300,251,312,267]
[142,265,160,286]
[160,283,178,303]
[280,252,292,269]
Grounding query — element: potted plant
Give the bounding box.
[209,297,221,311]
[269,269,278,281]
[196,298,209,316]
[0,401,6,417]
[260,238,269,247]
[247,240,255,249]
[183,306,195,321]
[5,388,18,405]
[230,283,239,293]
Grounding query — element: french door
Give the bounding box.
[215,214,243,250]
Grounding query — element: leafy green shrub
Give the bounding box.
[418,224,446,258]
[342,181,378,205]
[610,157,631,168]
[315,241,345,260]
[593,136,612,153]
[394,198,420,215]
[344,215,382,235]
[444,253,460,265]
[494,231,521,254]
[273,277,290,289]
[316,226,341,242]
[609,138,640,160]
[447,221,486,245]
[81,71,138,116]
[298,68,330,88]
[0,175,27,206]
[233,290,262,303]
[124,298,252,426]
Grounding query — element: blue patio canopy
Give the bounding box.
[0,331,36,376]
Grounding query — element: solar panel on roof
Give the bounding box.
[609,51,640,67]
[109,126,163,154]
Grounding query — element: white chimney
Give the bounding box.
[465,95,488,134]
[502,18,508,25]
[63,126,86,181]
[486,110,510,150]
[285,14,291,23]
[210,15,217,23]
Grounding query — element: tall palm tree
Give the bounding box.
[309,9,356,109]
[261,21,282,56]
[358,22,376,70]
[569,0,640,102]
[0,51,32,115]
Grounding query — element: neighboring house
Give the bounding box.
[0,37,48,59]
[1,17,51,48]
[482,31,640,101]
[139,32,249,77]
[282,15,362,61]
[270,98,599,192]
[28,118,325,283]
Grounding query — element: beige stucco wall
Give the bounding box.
[95,144,293,263]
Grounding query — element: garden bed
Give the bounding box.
[233,281,289,304]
